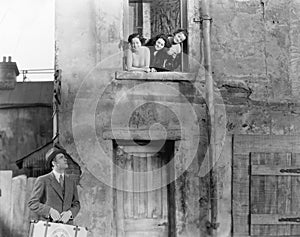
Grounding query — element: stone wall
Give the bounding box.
[56,0,300,236]
[211,0,300,104]
[56,0,123,235]
[210,1,300,236]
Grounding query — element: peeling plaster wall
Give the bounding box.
[211,0,300,103]
[56,0,208,233]
[59,69,208,236]
[56,0,123,236]
[211,0,300,236]
[56,0,300,236]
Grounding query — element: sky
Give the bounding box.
[0,0,54,81]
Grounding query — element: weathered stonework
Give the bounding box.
[56,0,300,236]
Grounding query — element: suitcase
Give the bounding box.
[28,220,88,237]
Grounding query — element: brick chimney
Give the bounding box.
[0,56,20,89]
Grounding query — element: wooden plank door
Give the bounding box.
[114,140,174,237]
[233,135,300,237]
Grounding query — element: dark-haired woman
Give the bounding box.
[169,29,188,45]
[163,29,188,71]
[145,33,171,72]
[126,33,150,73]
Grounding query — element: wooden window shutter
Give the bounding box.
[233,135,300,237]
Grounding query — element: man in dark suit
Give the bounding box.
[28,147,80,224]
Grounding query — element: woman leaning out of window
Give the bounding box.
[126,33,150,73]
[144,33,171,72]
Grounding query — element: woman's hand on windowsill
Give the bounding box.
[126,67,151,73]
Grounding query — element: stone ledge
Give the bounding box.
[102,127,181,140]
[115,71,196,81]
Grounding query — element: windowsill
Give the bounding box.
[115,71,196,82]
[102,127,181,140]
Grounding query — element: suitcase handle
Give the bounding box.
[47,216,73,223]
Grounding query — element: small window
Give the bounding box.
[127,0,188,71]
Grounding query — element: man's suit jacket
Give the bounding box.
[28,172,80,222]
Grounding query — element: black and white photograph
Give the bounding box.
[0,0,300,236]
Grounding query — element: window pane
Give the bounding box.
[129,0,181,38]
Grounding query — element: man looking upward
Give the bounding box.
[28,147,80,224]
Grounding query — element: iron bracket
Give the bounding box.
[279,217,300,223]
[280,168,300,174]
[193,16,213,23]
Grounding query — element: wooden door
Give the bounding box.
[114,140,175,237]
[233,135,300,237]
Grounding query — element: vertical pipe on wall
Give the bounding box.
[181,0,188,71]
[201,0,217,235]
[123,0,129,70]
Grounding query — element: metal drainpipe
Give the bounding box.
[201,0,217,235]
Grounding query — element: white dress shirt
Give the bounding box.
[52,170,64,183]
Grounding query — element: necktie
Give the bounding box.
[59,174,64,190]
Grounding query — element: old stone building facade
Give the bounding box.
[55,0,300,236]
[0,57,53,176]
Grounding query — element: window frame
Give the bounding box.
[124,0,189,72]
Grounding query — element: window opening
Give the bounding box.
[127,0,188,72]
